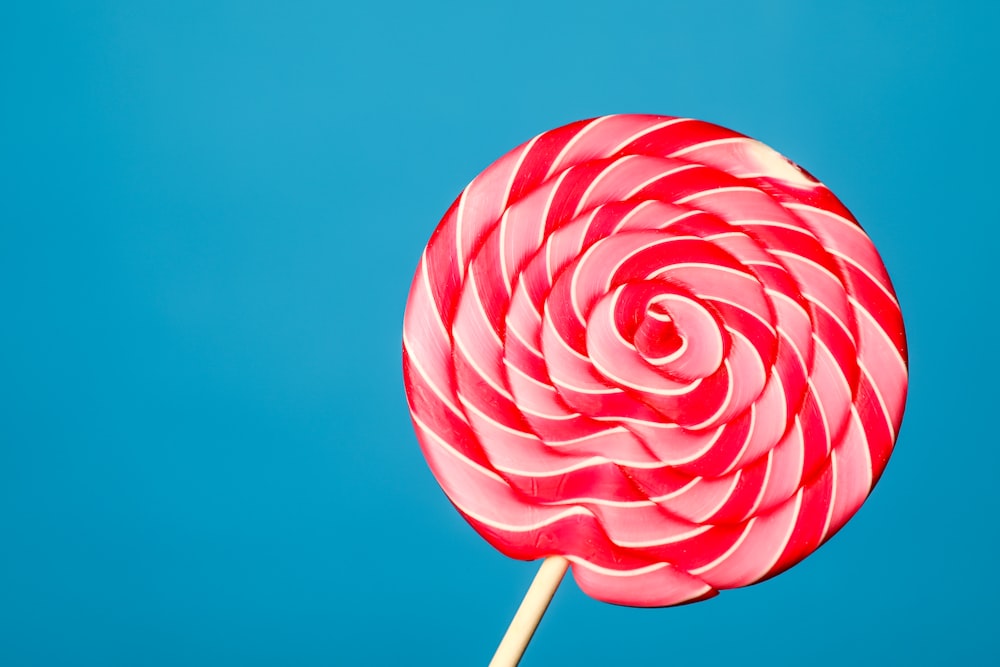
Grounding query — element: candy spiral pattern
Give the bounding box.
[402,115,907,607]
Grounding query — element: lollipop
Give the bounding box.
[402,114,907,654]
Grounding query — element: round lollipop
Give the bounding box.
[402,114,907,659]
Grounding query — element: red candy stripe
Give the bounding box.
[402,115,908,607]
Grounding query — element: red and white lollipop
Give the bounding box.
[402,114,907,657]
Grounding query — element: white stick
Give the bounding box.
[489,556,569,667]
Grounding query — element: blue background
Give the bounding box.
[2,1,997,665]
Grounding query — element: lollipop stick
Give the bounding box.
[489,556,569,667]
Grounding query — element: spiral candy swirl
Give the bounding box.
[402,115,907,606]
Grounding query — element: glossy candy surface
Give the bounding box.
[402,115,907,607]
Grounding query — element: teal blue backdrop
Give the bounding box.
[2,1,996,664]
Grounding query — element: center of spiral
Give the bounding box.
[632,294,725,382]
[634,301,685,365]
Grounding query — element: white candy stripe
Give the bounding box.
[727,327,768,390]
[767,288,812,321]
[546,426,632,447]
[658,423,727,467]
[746,449,774,518]
[410,412,505,483]
[549,375,625,396]
[498,208,513,296]
[684,360,736,431]
[457,391,534,439]
[420,250,452,340]
[668,136,749,158]
[455,184,470,272]
[589,353,702,396]
[848,295,908,373]
[820,449,839,543]
[692,471,742,524]
[607,116,692,155]
[506,318,543,358]
[543,304,593,364]
[464,269,505,349]
[762,488,805,574]
[540,168,573,239]
[503,357,559,393]
[623,162,703,199]
[614,524,715,548]
[812,335,856,408]
[781,202,855,224]
[570,239,606,325]
[402,332,465,419]
[857,360,896,442]
[461,499,593,533]
[545,497,656,508]
[492,455,615,478]
[771,249,845,290]
[718,402,758,477]
[744,259,789,271]
[853,406,875,487]
[543,116,613,180]
[830,248,900,306]
[805,293,857,346]
[611,199,660,233]
[607,235,706,289]
[652,208,706,231]
[809,379,834,459]
[453,332,514,402]
[502,135,539,208]
[689,520,756,576]
[568,557,670,578]
[651,261,757,282]
[702,295,777,336]
[676,186,761,204]
[572,154,640,218]
[736,218,823,235]
[650,475,703,502]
